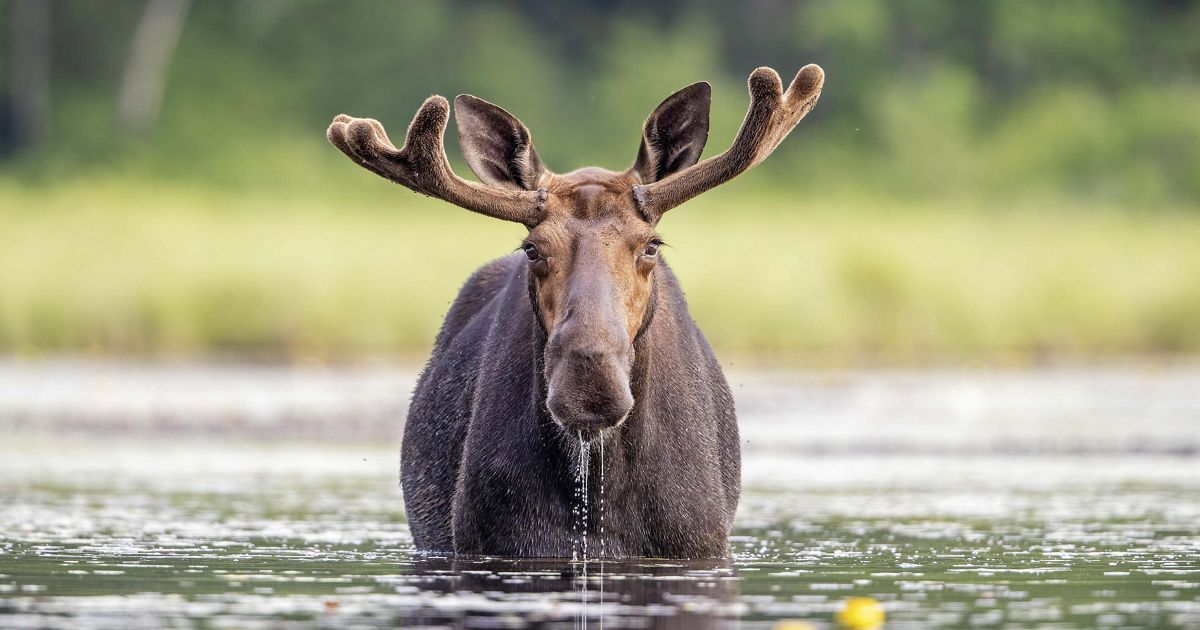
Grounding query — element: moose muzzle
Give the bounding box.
[544,304,635,435]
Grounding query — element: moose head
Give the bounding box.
[328,65,824,438]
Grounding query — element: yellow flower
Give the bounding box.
[835,596,885,629]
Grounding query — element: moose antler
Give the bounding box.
[327,96,547,226]
[633,64,825,222]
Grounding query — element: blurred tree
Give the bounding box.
[1,0,52,157]
[117,0,192,136]
[2,0,1199,203]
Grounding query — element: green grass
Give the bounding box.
[2,178,1198,364]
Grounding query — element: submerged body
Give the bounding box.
[327,62,823,558]
[402,253,739,557]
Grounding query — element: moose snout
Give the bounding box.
[545,343,635,434]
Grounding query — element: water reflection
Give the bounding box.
[2,428,1200,627]
[398,555,741,629]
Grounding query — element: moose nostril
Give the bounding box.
[546,385,634,431]
[546,394,570,422]
[569,347,606,363]
[590,390,634,421]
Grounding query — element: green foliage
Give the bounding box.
[2,1,1199,362]
[3,0,1199,203]
[2,180,1198,363]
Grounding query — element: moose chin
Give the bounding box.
[327,63,824,558]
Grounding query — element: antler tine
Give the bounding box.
[327,97,546,226]
[634,64,824,222]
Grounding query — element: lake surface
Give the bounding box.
[1,362,1198,628]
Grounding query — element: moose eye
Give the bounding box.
[522,243,540,261]
[642,240,661,258]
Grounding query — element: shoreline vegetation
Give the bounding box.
[4,177,1198,366]
[3,0,1199,367]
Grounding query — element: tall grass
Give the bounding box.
[2,179,1198,364]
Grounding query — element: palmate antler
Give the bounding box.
[329,64,822,226]
[327,96,547,226]
[633,64,825,222]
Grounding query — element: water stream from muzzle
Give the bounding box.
[575,431,609,629]
[577,431,590,560]
[599,437,605,560]
[598,436,605,630]
[576,431,590,629]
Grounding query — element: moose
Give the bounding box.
[327,64,824,558]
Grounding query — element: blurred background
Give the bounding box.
[1,0,1199,366]
[3,4,1200,626]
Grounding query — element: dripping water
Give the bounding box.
[599,436,605,630]
[577,431,589,630]
[598,437,605,559]
[575,431,608,629]
[571,435,580,562]
[579,431,589,559]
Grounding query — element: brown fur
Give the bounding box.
[531,170,658,340]
[634,65,825,221]
[326,64,824,557]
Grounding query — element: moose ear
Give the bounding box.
[631,82,711,184]
[454,95,546,191]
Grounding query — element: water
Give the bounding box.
[578,431,591,563]
[1,363,1199,628]
[578,430,591,629]
[600,437,606,561]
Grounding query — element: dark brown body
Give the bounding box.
[327,63,823,559]
[402,253,739,557]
